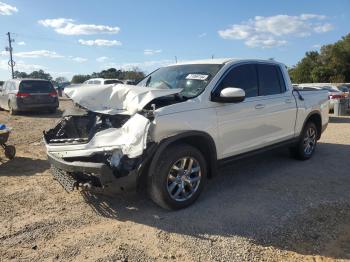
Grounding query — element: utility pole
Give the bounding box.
[175,56,177,64]
[6,32,15,79]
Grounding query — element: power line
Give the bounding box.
[6,32,15,79]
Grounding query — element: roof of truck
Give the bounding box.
[172,58,284,66]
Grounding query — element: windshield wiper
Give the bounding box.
[145,76,151,87]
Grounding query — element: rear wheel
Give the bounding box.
[290,122,318,160]
[148,144,207,210]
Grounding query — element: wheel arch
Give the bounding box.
[148,131,218,180]
[302,111,322,140]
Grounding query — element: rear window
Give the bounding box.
[104,80,123,85]
[257,64,283,96]
[19,81,54,93]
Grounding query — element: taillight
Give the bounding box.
[16,92,30,97]
[49,91,58,97]
[330,94,344,99]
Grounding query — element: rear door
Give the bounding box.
[18,80,56,105]
[255,63,297,143]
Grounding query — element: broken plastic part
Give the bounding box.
[109,149,122,167]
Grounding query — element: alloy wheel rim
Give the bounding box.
[166,157,202,202]
[303,127,317,155]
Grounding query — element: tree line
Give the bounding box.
[0,67,145,85]
[289,33,350,83]
[71,68,145,84]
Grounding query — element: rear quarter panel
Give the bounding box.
[294,90,329,136]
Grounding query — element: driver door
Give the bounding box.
[214,63,269,158]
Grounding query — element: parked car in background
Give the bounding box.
[45,58,329,210]
[321,85,346,111]
[0,79,59,115]
[337,84,350,96]
[123,79,137,85]
[83,78,124,85]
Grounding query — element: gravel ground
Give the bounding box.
[0,99,350,262]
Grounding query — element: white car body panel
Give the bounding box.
[47,113,150,159]
[64,84,182,115]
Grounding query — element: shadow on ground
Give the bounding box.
[0,156,50,176]
[329,116,350,124]
[82,142,350,259]
[13,109,63,119]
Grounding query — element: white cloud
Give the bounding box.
[0,2,18,15]
[78,39,122,46]
[14,50,64,58]
[38,18,120,35]
[144,49,162,55]
[17,41,26,46]
[218,14,333,48]
[312,44,321,49]
[245,36,287,48]
[96,56,108,62]
[198,33,207,38]
[314,23,333,33]
[71,57,87,63]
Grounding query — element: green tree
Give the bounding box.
[55,76,68,83]
[71,74,91,84]
[289,33,350,83]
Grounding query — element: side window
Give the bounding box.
[219,64,258,98]
[257,64,283,96]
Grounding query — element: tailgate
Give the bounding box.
[19,80,56,104]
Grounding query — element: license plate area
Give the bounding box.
[50,165,77,192]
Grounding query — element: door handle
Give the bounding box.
[255,104,265,109]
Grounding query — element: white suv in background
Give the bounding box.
[83,78,124,85]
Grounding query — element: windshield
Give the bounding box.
[19,80,54,93]
[137,64,223,98]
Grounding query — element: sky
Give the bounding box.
[0,0,349,81]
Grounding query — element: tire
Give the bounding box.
[148,144,207,210]
[8,101,16,115]
[4,145,16,160]
[48,108,57,113]
[290,121,318,160]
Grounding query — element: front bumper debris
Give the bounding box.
[47,151,138,193]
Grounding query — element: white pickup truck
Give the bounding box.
[44,58,329,210]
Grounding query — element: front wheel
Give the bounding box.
[290,122,318,160]
[148,144,207,210]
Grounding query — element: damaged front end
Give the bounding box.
[44,107,155,193]
[44,84,183,193]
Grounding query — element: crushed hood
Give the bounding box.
[64,84,182,115]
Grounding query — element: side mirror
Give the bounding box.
[212,87,245,103]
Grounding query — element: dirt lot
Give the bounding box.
[1,99,350,262]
